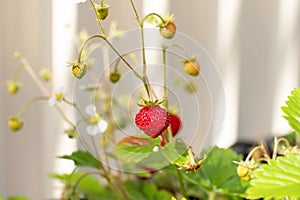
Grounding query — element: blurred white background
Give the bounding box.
[0,0,299,199]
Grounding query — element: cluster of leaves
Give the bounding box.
[54,144,248,200]
[53,86,300,200]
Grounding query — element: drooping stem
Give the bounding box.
[142,13,166,25]
[245,144,270,162]
[164,43,192,59]
[88,0,106,36]
[78,34,142,80]
[17,96,48,117]
[272,137,291,160]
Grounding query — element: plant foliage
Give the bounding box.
[246,153,300,199]
[282,87,300,134]
[59,150,101,169]
[183,146,249,199]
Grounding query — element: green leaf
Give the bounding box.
[70,172,105,196]
[50,171,117,199]
[246,153,300,199]
[282,87,300,134]
[7,197,28,200]
[183,146,248,197]
[162,139,189,166]
[114,135,160,163]
[59,150,101,169]
[124,180,173,200]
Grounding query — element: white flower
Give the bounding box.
[85,104,108,136]
[74,0,87,4]
[48,86,66,106]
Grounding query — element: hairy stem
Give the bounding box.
[88,0,106,36]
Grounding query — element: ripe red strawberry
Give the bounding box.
[135,105,170,138]
[169,114,182,136]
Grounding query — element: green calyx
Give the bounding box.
[181,55,198,63]
[137,99,165,107]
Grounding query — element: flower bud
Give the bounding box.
[9,117,24,131]
[6,80,21,94]
[13,52,21,59]
[39,68,52,82]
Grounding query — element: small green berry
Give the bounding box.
[183,60,200,76]
[110,71,121,83]
[96,4,110,20]
[9,117,24,131]
[6,80,21,94]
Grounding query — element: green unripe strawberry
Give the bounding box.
[96,4,110,20]
[110,71,121,83]
[237,165,249,177]
[72,63,87,79]
[159,21,176,39]
[183,60,200,76]
[9,117,24,131]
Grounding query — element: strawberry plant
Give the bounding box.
[4,0,300,199]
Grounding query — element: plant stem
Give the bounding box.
[162,46,168,108]
[17,96,48,117]
[129,0,153,101]
[90,136,112,184]
[71,171,103,195]
[164,43,191,59]
[78,34,142,80]
[18,56,93,153]
[208,191,216,200]
[63,98,86,119]
[129,0,140,23]
[176,168,187,197]
[13,64,25,80]
[20,57,50,97]
[272,137,290,160]
[142,13,165,24]
[89,0,106,36]
[296,134,300,145]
